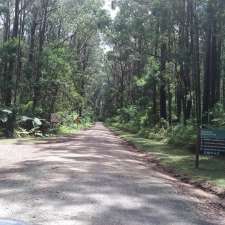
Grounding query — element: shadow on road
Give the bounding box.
[0,124,217,225]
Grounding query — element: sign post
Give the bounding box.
[75,116,81,128]
[198,128,225,160]
[195,126,201,169]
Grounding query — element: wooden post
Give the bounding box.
[195,126,201,168]
[75,116,81,128]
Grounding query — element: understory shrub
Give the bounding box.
[108,110,197,149]
[56,111,93,134]
[138,127,167,141]
[167,123,197,149]
[107,105,198,149]
[109,106,151,133]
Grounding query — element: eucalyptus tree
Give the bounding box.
[99,0,225,128]
[0,0,109,136]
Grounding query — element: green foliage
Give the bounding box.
[142,56,160,84]
[0,38,19,60]
[19,101,33,115]
[117,106,138,123]
[17,116,50,137]
[0,108,16,138]
[209,103,225,127]
[0,1,8,13]
[42,47,71,80]
[138,127,167,141]
[108,107,197,147]
[109,125,225,189]
[20,116,42,128]
[57,111,93,134]
[167,123,197,149]
[59,111,78,127]
[110,105,151,133]
[0,109,12,123]
[0,0,106,136]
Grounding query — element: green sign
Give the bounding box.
[200,128,225,156]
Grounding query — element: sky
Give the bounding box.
[103,0,119,19]
[101,0,119,52]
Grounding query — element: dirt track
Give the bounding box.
[0,123,223,225]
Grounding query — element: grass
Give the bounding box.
[108,124,225,189]
[0,123,93,144]
[57,125,81,135]
[57,123,93,135]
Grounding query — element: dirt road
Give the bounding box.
[0,123,222,225]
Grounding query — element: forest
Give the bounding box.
[0,0,225,143]
[100,0,225,149]
[0,0,109,137]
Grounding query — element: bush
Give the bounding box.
[117,106,138,124]
[108,106,150,133]
[167,123,197,149]
[210,103,225,127]
[107,105,197,148]
[109,113,197,148]
[17,116,50,137]
[0,109,16,137]
[56,111,93,134]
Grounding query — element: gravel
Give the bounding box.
[0,123,222,225]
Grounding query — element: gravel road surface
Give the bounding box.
[0,123,222,225]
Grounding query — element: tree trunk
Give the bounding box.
[33,0,49,112]
[4,0,20,107]
[160,43,167,120]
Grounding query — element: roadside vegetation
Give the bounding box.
[108,122,225,190]
[0,108,93,138]
[95,0,225,192]
[0,0,107,138]
[56,112,93,135]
